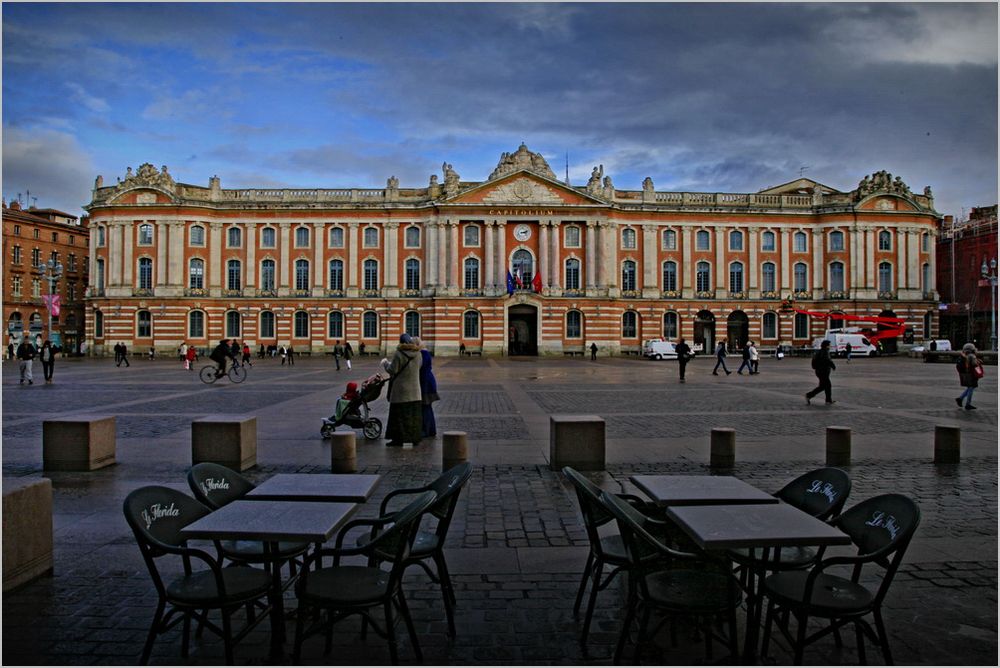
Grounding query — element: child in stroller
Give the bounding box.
[320,373,387,439]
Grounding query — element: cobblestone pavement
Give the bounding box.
[1,354,997,665]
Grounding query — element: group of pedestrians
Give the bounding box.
[332,340,354,371]
[14,338,58,384]
[382,333,439,447]
[113,342,130,367]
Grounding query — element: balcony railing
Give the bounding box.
[185,288,208,297]
[360,289,380,297]
[728,291,748,300]
[661,290,681,299]
[291,289,311,297]
[760,291,780,300]
[694,290,715,299]
[620,290,640,299]
[877,291,897,300]
[325,289,346,298]
[132,288,154,297]
[222,289,243,297]
[824,290,849,300]
[256,289,278,298]
[792,290,813,299]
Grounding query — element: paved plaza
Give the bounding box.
[2,353,997,665]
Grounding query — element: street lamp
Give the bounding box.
[981,258,998,352]
[35,258,63,346]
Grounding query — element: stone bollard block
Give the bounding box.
[330,432,357,473]
[192,415,257,471]
[934,425,961,464]
[42,415,116,471]
[710,428,736,469]
[3,477,54,592]
[442,431,469,471]
[549,415,605,471]
[826,426,852,467]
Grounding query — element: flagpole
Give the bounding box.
[34,258,63,346]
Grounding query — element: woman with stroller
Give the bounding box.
[413,337,440,439]
[384,333,422,447]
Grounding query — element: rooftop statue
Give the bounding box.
[855,170,913,201]
[487,143,557,181]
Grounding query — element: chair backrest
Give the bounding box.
[372,490,438,586]
[833,493,921,602]
[600,490,684,568]
[775,467,852,520]
[187,463,256,509]
[563,466,616,545]
[425,462,473,538]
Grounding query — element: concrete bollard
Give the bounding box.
[826,426,852,467]
[42,416,116,471]
[442,431,469,471]
[934,425,961,464]
[3,478,53,592]
[549,416,606,471]
[710,428,736,469]
[330,432,357,473]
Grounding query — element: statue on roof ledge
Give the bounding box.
[488,143,557,181]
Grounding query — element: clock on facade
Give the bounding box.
[513,224,532,242]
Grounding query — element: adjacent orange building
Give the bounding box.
[82,146,941,357]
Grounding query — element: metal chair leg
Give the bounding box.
[222,608,234,665]
[873,609,895,665]
[384,600,399,665]
[434,552,457,637]
[614,581,638,665]
[397,590,423,663]
[140,600,165,665]
[573,551,595,616]
[181,612,192,658]
[292,603,307,664]
[580,558,604,645]
[855,620,868,665]
[793,612,808,665]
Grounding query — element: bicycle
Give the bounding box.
[199,360,247,385]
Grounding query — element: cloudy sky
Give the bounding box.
[3,2,997,219]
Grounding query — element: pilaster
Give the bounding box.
[780,229,791,292]
[539,222,550,293]
[484,221,496,293]
[346,223,359,297]
[312,222,324,291]
[246,223,257,289]
[156,221,168,289]
[585,222,597,292]
[748,227,759,298]
[549,220,561,291]
[384,221,400,298]
[681,225,694,299]
[641,224,658,298]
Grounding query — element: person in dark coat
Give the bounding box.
[343,341,353,370]
[737,341,753,375]
[675,338,692,383]
[712,339,731,375]
[210,339,235,378]
[413,337,439,438]
[17,338,36,384]
[955,343,983,410]
[39,339,56,383]
[384,333,423,446]
[333,340,343,371]
[590,342,598,360]
[806,339,837,405]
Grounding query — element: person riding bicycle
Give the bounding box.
[209,339,237,378]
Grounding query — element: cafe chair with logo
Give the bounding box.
[562,466,667,648]
[361,462,473,638]
[293,490,438,665]
[187,463,310,573]
[601,491,742,665]
[123,485,272,665]
[761,493,921,665]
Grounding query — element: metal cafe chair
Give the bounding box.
[761,493,921,665]
[360,462,473,638]
[292,490,438,665]
[187,463,310,574]
[123,485,272,665]
[601,491,743,665]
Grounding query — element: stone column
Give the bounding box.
[111,222,125,288]
[168,222,184,288]
[866,229,876,292]
[549,221,561,291]
[347,223,359,296]
[682,226,693,298]
[245,223,257,289]
[484,221,495,292]
[715,228,725,293]
[642,224,657,297]
[850,226,861,296]
[496,222,507,288]
[156,222,168,288]
[748,227,759,294]
[425,221,438,289]
[437,221,448,289]
[385,222,399,297]
[928,229,937,297]
[449,221,460,291]
[279,223,292,295]
[812,230,823,292]
[538,222,550,290]
[312,222,324,291]
[586,222,597,290]
[209,222,223,291]
[780,229,791,291]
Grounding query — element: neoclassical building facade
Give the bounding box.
[83,145,941,356]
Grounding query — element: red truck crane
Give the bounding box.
[778,299,908,345]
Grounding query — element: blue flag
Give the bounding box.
[506,270,515,295]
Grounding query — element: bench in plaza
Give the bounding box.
[42,415,117,471]
[192,415,258,471]
[563,350,584,357]
[549,415,605,471]
[3,477,53,591]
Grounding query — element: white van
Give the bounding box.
[812,331,878,358]
[643,339,681,360]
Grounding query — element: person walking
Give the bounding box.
[7,341,14,360]
[333,340,343,371]
[185,344,196,370]
[806,339,837,405]
[16,338,36,385]
[712,339,731,376]
[749,341,760,374]
[39,340,56,383]
[675,338,692,383]
[287,344,295,365]
[343,341,353,370]
[117,342,131,367]
[241,341,253,367]
[413,337,440,439]
[384,333,423,447]
[590,342,598,360]
[844,341,852,364]
[279,345,287,365]
[955,343,983,410]
[737,341,753,375]
[180,342,188,369]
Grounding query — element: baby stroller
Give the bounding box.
[320,373,387,440]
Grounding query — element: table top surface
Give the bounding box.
[245,473,382,503]
[630,474,779,506]
[180,500,357,542]
[665,502,853,550]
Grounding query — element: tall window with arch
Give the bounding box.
[921,233,930,253]
[878,231,892,251]
[463,311,480,338]
[188,311,204,338]
[464,224,480,247]
[663,311,678,339]
[362,311,378,338]
[922,263,931,294]
[662,229,677,250]
[138,224,153,245]
[622,311,638,338]
[328,259,344,291]
[295,259,310,290]
[138,258,153,289]
[404,311,420,337]
[729,230,743,251]
[793,262,808,291]
[565,258,580,290]
[729,262,744,293]
[830,261,845,292]
[259,311,275,338]
[696,261,711,292]
[405,226,420,248]
[829,230,845,251]
[621,260,637,291]
[564,225,581,248]
[363,259,379,290]
[761,231,776,251]
[662,261,677,292]
[261,227,276,248]
[363,227,379,248]
[511,249,533,286]
[226,311,241,338]
[794,312,810,339]
[566,310,582,338]
[464,258,480,290]
[793,231,807,252]
[762,262,776,292]
[261,259,276,291]
[328,227,344,248]
[923,312,933,338]
[295,227,310,247]
[622,228,637,249]
[96,258,105,291]
[328,311,344,338]
[227,259,241,291]
[97,226,106,246]
[762,312,777,339]
[696,230,710,250]
[878,262,893,292]
[227,227,242,247]
[190,225,205,246]
[294,311,310,338]
[405,258,420,290]
[136,310,152,338]
[94,311,104,338]
[189,258,204,289]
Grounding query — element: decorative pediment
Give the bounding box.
[444,171,603,206]
[113,163,176,194]
[853,170,912,201]
[488,143,557,181]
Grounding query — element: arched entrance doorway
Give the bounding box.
[727,311,750,351]
[694,310,715,354]
[878,309,899,353]
[508,304,538,356]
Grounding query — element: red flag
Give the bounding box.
[532,272,542,293]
